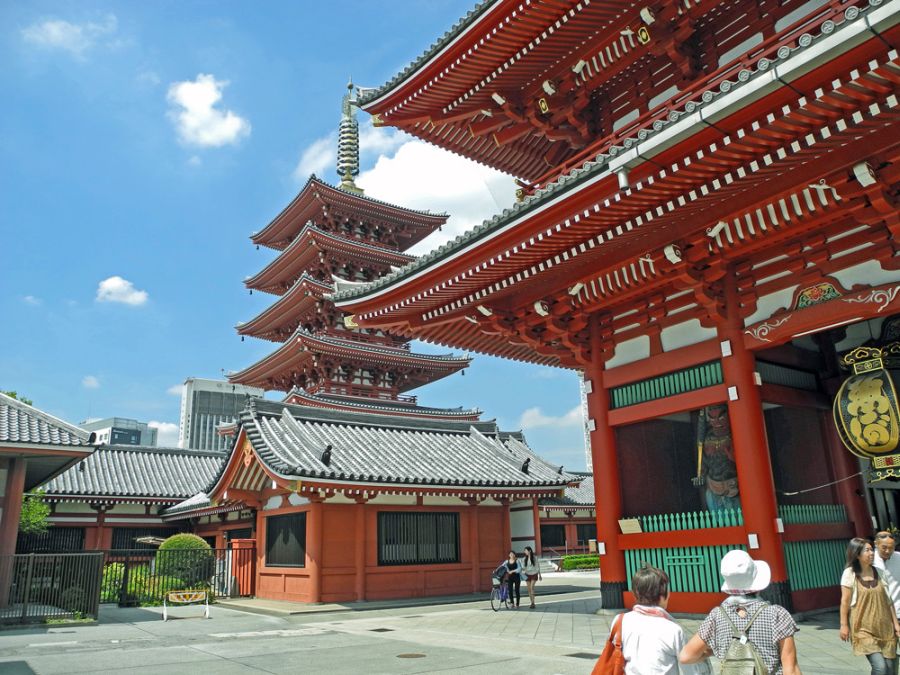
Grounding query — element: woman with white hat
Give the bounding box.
[840,537,900,675]
[679,549,801,674]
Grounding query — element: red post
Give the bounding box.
[532,498,542,556]
[354,499,367,601]
[230,539,256,596]
[500,498,511,553]
[468,499,481,593]
[719,275,790,606]
[819,406,872,538]
[0,459,26,558]
[306,499,324,603]
[587,313,627,607]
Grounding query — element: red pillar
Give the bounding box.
[468,499,481,593]
[0,458,26,609]
[820,406,872,538]
[531,498,542,556]
[307,499,324,603]
[0,458,26,558]
[354,499,366,601]
[587,313,627,607]
[500,498,511,553]
[719,275,790,607]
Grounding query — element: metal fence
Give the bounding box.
[100,547,255,606]
[0,552,104,624]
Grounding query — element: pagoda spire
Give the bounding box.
[337,79,363,195]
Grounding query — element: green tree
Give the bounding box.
[19,490,51,534]
[2,391,33,406]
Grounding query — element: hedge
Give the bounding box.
[561,554,600,571]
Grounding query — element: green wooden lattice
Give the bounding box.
[625,544,746,593]
[784,539,846,590]
[610,361,723,409]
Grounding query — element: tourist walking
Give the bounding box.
[503,550,521,608]
[602,564,710,674]
[840,537,900,675]
[520,545,541,609]
[873,531,900,621]
[680,549,801,674]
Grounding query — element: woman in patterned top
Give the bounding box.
[680,549,801,674]
[840,537,900,675]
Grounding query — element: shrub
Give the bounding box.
[561,554,600,571]
[100,563,125,603]
[156,534,214,587]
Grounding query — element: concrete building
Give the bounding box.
[178,378,264,452]
[80,417,157,447]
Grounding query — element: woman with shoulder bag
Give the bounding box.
[594,564,710,674]
[521,546,542,609]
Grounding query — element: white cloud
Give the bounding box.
[187,155,202,167]
[95,276,148,306]
[356,139,516,254]
[167,384,183,396]
[148,421,179,446]
[21,15,117,58]
[22,295,41,306]
[82,375,100,389]
[293,133,336,181]
[167,74,251,148]
[517,405,583,430]
[359,121,408,158]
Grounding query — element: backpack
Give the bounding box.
[591,613,626,675]
[718,603,769,675]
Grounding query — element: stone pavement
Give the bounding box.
[0,574,872,674]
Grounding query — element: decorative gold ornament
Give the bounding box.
[637,27,651,44]
[833,344,900,459]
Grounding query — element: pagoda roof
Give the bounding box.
[359,1,864,182]
[283,388,482,421]
[228,328,471,392]
[245,223,415,295]
[41,444,226,502]
[238,398,573,488]
[335,8,900,366]
[237,273,333,341]
[252,175,449,250]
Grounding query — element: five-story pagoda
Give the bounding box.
[230,83,475,419]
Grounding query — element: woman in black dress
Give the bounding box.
[504,550,521,608]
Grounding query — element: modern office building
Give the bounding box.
[79,417,157,447]
[177,378,264,452]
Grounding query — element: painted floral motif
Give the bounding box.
[795,282,842,309]
[744,315,791,343]
[843,285,900,313]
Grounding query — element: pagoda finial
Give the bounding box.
[338,79,363,195]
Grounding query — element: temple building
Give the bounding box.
[334,0,900,613]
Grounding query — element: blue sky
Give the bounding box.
[0,1,587,470]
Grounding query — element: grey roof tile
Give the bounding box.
[540,472,594,506]
[0,393,90,447]
[241,397,576,488]
[42,444,226,500]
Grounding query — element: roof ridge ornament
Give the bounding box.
[338,79,364,195]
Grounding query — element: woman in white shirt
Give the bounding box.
[618,564,710,674]
[520,546,542,609]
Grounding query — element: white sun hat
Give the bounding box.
[720,549,771,595]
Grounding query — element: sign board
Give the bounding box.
[618,518,643,534]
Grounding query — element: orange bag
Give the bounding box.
[591,613,626,675]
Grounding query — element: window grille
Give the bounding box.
[266,513,306,567]
[377,512,460,566]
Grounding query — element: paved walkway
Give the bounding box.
[0,574,872,674]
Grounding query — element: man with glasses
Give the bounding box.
[873,531,900,620]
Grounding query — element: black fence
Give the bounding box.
[0,552,104,624]
[101,547,255,606]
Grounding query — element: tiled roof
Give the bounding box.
[358,1,496,106]
[283,389,482,418]
[540,472,594,506]
[0,393,91,447]
[335,8,874,305]
[242,398,575,488]
[42,445,226,500]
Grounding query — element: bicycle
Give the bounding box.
[490,575,513,611]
